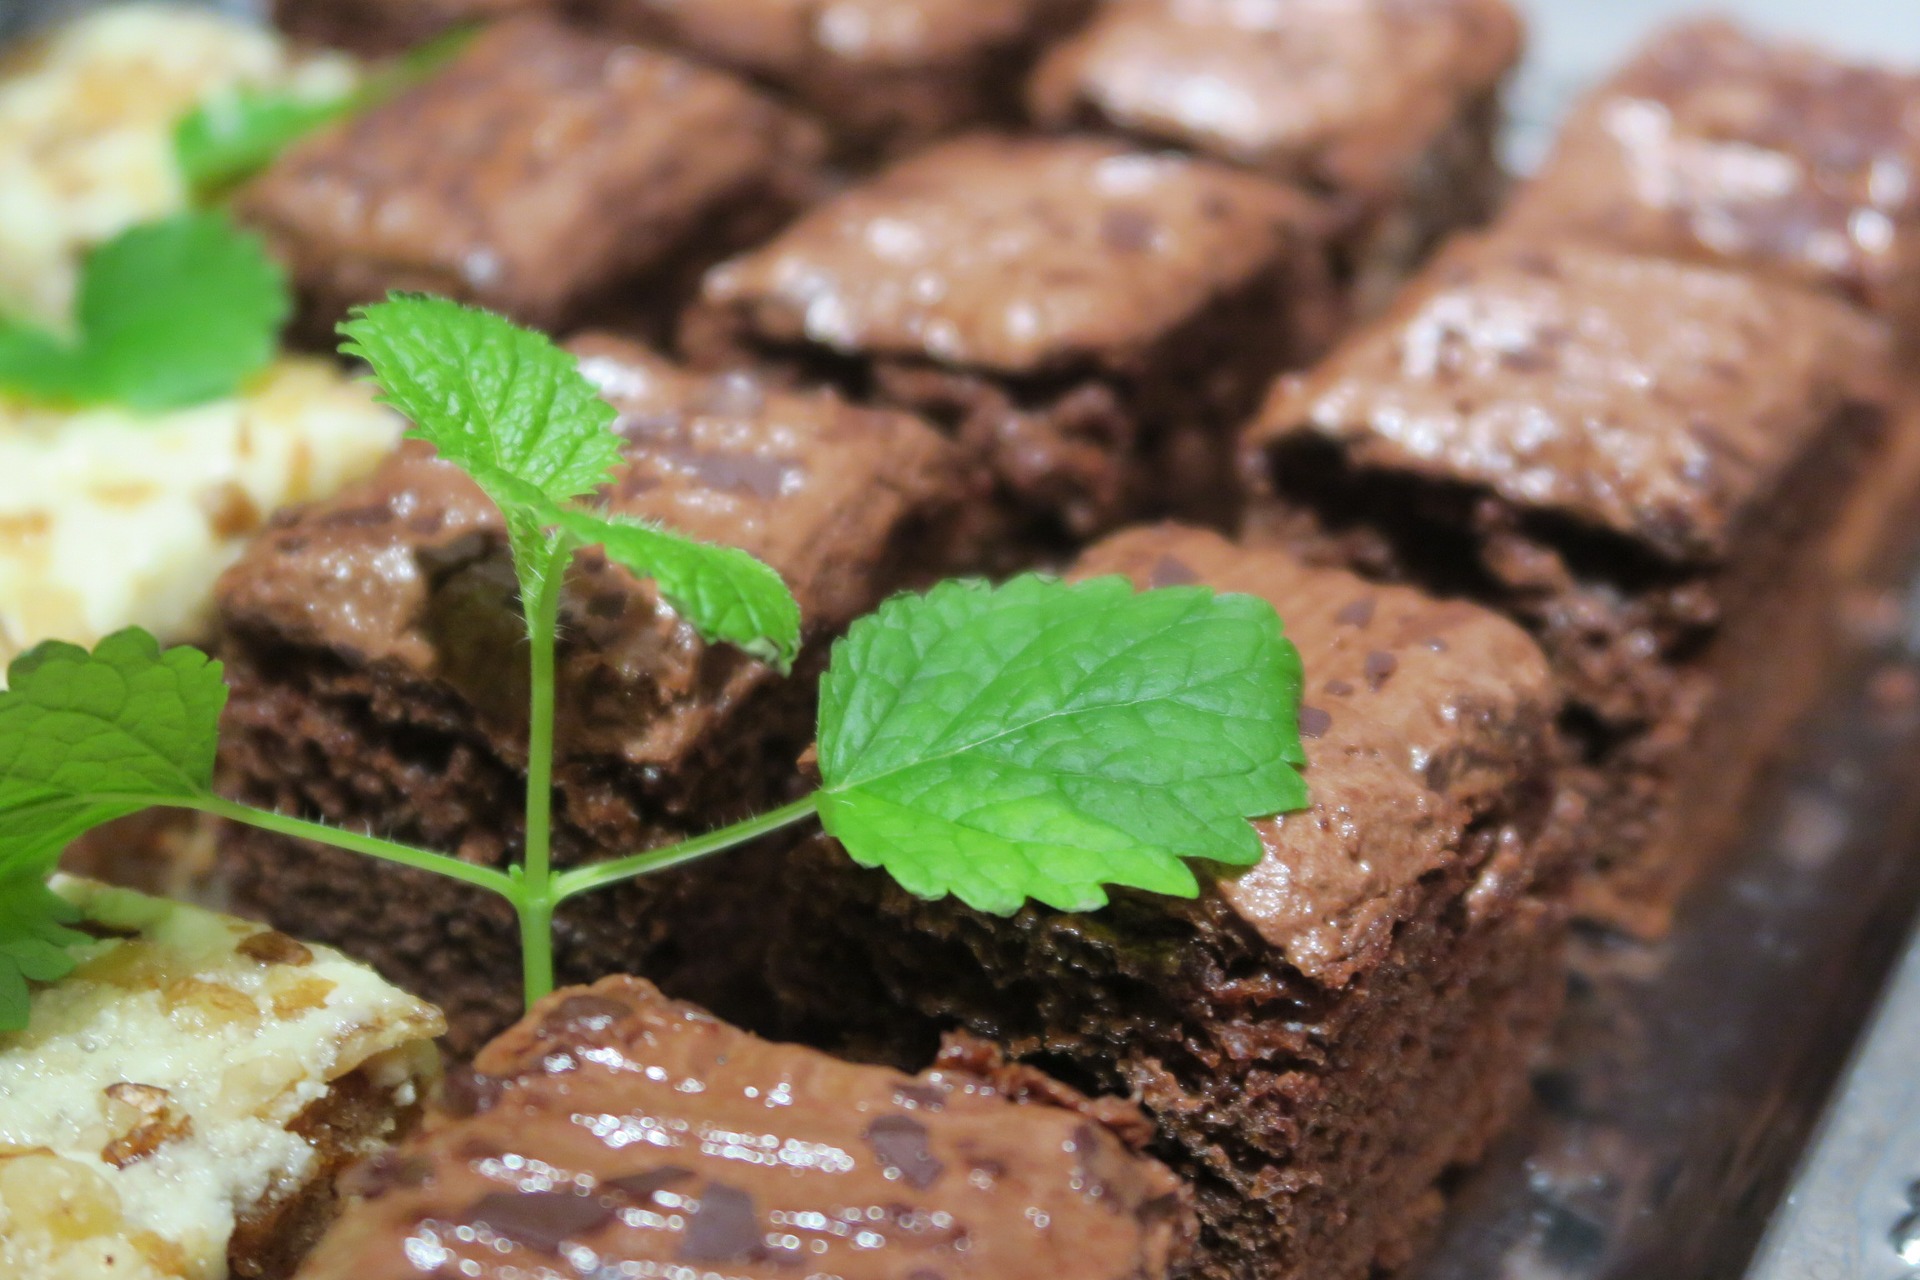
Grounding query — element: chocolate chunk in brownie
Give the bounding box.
[1029,0,1522,312]
[1506,19,1920,339]
[268,0,547,54]
[235,15,825,341]
[578,0,1095,157]
[768,523,1565,1280]
[217,338,983,1053]
[1242,233,1893,934]
[684,134,1341,549]
[298,977,1194,1279]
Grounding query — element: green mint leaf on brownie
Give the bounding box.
[0,212,289,411]
[814,575,1308,916]
[0,874,88,1031]
[552,507,802,673]
[0,630,226,875]
[176,85,361,195]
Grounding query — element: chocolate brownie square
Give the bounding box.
[769,523,1566,1280]
[577,0,1095,156]
[1030,0,1522,312]
[235,15,825,341]
[1506,19,1920,340]
[216,338,982,1053]
[269,0,548,54]
[299,978,1195,1280]
[683,134,1340,550]
[1241,234,1892,934]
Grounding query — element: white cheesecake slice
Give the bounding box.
[0,877,444,1280]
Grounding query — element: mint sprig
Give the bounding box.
[0,297,1308,1030]
[0,213,288,411]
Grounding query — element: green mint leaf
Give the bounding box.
[176,87,359,195]
[0,213,289,411]
[0,875,88,1032]
[338,296,624,528]
[814,575,1308,915]
[0,630,227,877]
[552,507,802,673]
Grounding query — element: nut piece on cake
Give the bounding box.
[235,14,825,341]
[1241,233,1893,933]
[0,877,444,1280]
[215,339,985,1053]
[770,523,1567,1280]
[1029,0,1523,311]
[684,134,1340,545]
[297,977,1193,1280]
[580,0,1096,156]
[1505,18,1920,338]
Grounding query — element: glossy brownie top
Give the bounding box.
[1030,0,1520,196]
[1076,524,1556,986]
[589,0,1077,73]
[237,15,822,325]
[1247,234,1890,561]
[1505,19,1920,323]
[218,338,968,763]
[694,134,1324,375]
[297,977,1192,1280]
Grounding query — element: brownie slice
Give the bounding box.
[269,0,547,54]
[1029,0,1522,313]
[217,338,981,1053]
[1241,234,1892,934]
[768,523,1565,1280]
[577,0,1095,157]
[235,15,825,342]
[684,134,1340,551]
[1505,19,1920,339]
[297,977,1194,1279]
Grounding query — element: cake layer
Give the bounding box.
[770,524,1566,1280]
[297,977,1192,1279]
[1028,0,1521,311]
[216,340,981,1052]
[1242,233,1891,932]
[0,3,358,327]
[0,878,443,1280]
[236,14,825,341]
[684,134,1340,545]
[580,0,1095,156]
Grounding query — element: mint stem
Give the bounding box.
[192,795,518,897]
[552,794,820,903]
[516,539,571,1004]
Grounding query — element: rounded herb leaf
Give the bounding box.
[814,574,1308,915]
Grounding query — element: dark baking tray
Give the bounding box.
[6,1,1920,1274]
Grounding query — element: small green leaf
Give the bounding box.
[553,507,802,672]
[0,876,88,1032]
[339,296,623,530]
[814,575,1308,915]
[176,87,359,195]
[0,213,289,411]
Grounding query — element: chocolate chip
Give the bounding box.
[605,1166,694,1203]
[540,993,630,1038]
[1101,207,1157,252]
[340,1151,434,1200]
[1424,754,1453,793]
[1335,597,1375,628]
[682,1183,763,1263]
[464,1190,614,1254]
[1365,651,1398,691]
[440,1065,503,1118]
[865,1114,945,1189]
[1147,554,1199,588]
[236,931,313,967]
[892,1083,950,1111]
[1323,679,1355,697]
[1297,705,1332,739]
